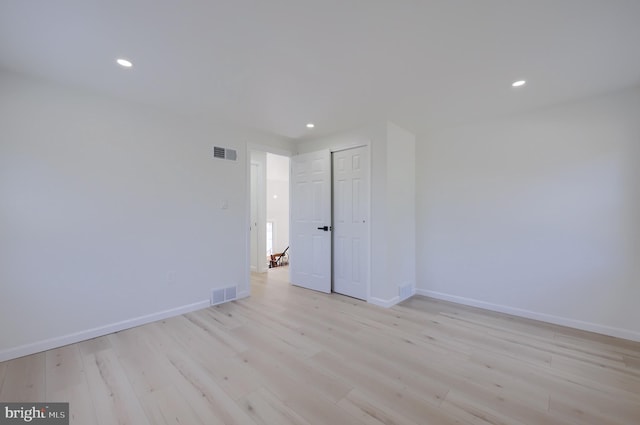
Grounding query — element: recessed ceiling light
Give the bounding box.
[273,195,278,199]
[306,123,315,128]
[512,80,526,87]
[116,58,133,68]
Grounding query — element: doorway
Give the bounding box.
[249,150,290,275]
[266,153,290,269]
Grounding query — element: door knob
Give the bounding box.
[317,226,331,231]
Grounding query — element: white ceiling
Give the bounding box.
[1,1,639,140]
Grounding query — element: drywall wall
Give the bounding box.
[0,71,292,360]
[387,123,416,300]
[297,121,416,305]
[416,87,640,340]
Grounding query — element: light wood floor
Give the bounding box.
[1,268,639,424]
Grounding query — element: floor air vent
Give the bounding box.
[211,286,237,306]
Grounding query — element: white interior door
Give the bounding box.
[290,150,331,293]
[333,146,369,300]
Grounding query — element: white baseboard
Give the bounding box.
[0,300,210,363]
[368,296,400,308]
[415,289,640,342]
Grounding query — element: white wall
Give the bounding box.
[387,123,416,299]
[416,87,640,340]
[297,121,416,305]
[0,71,292,360]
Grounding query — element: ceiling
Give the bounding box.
[1,1,639,140]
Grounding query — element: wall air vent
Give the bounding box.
[399,283,414,302]
[224,286,237,300]
[211,286,238,306]
[213,146,226,159]
[213,146,237,161]
[211,289,225,305]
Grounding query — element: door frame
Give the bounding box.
[243,140,371,304]
[243,143,292,299]
[249,160,265,273]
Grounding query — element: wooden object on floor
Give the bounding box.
[269,247,289,268]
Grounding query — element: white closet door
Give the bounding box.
[333,146,369,300]
[290,150,332,293]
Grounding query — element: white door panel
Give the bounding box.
[290,150,331,293]
[333,146,369,300]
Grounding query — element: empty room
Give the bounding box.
[1,1,639,424]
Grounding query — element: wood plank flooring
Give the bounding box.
[1,267,639,424]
